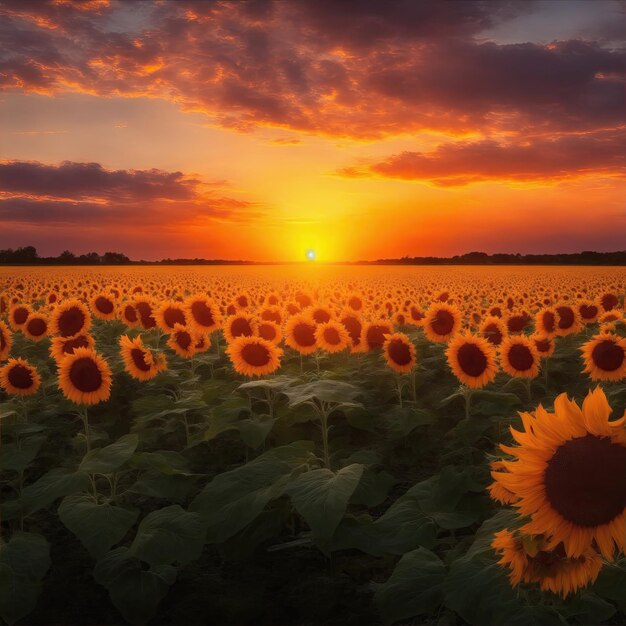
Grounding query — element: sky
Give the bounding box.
[1,0,625,262]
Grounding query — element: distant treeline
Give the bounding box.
[366,251,626,266]
[0,246,625,265]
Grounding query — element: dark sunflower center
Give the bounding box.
[557,307,575,329]
[388,339,411,365]
[431,310,454,335]
[483,323,503,346]
[545,434,626,527]
[580,304,598,320]
[341,317,361,344]
[241,342,271,367]
[59,307,86,337]
[69,357,103,392]
[231,317,253,337]
[191,301,214,327]
[8,364,33,389]
[410,306,424,321]
[349,297,362,310]
[313,309,331,324]
[507,344,534,371]
[534,339,551,353]
[0,330,7,350]
[261,309,281,324]
[457,343,488,376]
[95,297,114,314]
[507,316,526,333]
[601,294,618,311]
[175,331,192,350]
[323,327,341,345]
[293,322,316,347]
[366,325,389,349]
[124,305,138,322]
[259,324,277,341]
[27,318,47,336]
[542,311,555,333]
[591,340,625,372]
[13,307,29,324]
[163,307,186,328]
[130,348,151,372]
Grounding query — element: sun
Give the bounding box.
[306,249,316,261]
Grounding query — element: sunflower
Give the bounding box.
[23,312,49,342]
[361,319,394,351]
[534,307,558,338]
[167,324,197,358]
[50,333,95,362]
[308,305,333,325]
[284,313,318,355]
[555,304,580,336]
[8,304,31,331]
[257,320,282,345]
[223,313,258,344]
[0,321,12,361]
[492,387,626,560]
[50,299,91,338]
[600,292,619,312]
[382,332,416,373]
[407,304,425,326]
[340,312,363,351]
[155,301,187,332]
[134,299,157,329]
[499,336,540,379]
[0,358,41,396]
[315,320,350,353]
[479,316,507,347]
[226,336,282,377]
[532,334,555,358]
[580,333,626,381]
[492,529,602,598]
[423,303,462,343]
[90,293,117,321]
[119,302,141,328]
[58,347,112,405]
[577,300,600,324]
[446,334,497,388]
[119,334,166,381]
[193,332,211,354]
[184,294,222,334]
[346,293,364,312]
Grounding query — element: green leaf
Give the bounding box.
[130,505,204,567]
[238,376,296,391]
[128,450,190,475]
[80,433,139,474]
[237,414,277,448]
[283,380,363,406]
[286,463,364,551]
[58,493,139,558]
[190,441,314,543]
[0,435,47,473]
[0,532,51,625]
[350,469,395,507]
[593,559,626,612]
[94,547,176,625]
[1,469,90,520]
[127,472,195,502]
[384,406,435,438]
[374,547,446,625]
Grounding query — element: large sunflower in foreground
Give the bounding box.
[284,313,318,355]
[446,334,497,388]
[120,334,167,381]
[382,332,416,373]
[185,294,222,334]
[226,336,282,377]
[50,334,95,363]
[58,347,112,405]
[580,332,626,381]
[0,357,41,396]
[315,320,350,353]
[23,312,49,342]
[50,299,91,338]
[492,529,602,598]
[491,387,626,560]
[499,336,540,379]
[423,303,461,343]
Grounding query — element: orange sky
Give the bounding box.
[1,0,625,261]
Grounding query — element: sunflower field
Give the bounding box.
[1,265,625,626]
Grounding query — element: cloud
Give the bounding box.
[1,1,624,139]
[336,129,626,185]
[0,160,262,230]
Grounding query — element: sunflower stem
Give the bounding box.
[319,403,331,469]
[410,369,418,403]
[80,406,92,452]
[395,374,403,408]
[543,356,550,388]
[463,386,473,420]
